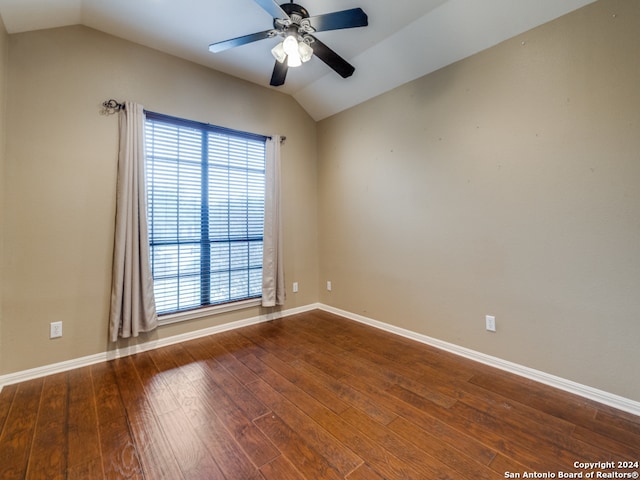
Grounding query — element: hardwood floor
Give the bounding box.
[0,309,639,479]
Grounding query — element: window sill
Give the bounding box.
[157,298,262,326]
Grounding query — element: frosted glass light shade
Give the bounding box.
[271,42,286,63]
[287,52,302,67]
[282,35,299,56]
[299,41,313,63]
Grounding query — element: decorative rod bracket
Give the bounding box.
[101,99,125,115]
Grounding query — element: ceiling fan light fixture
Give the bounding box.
[271,42,286,63]
[282,35,299,56]
[271,35,311,67]
[287,50,302,67]
[283,34,303,67]
[298,41,313,63]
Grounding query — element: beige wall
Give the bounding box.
[317,0,640,401]
[0,16,7,375]
[1,25,318,374]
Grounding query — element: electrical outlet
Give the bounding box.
[485,315,496,332]
[50,321,63,339]
[326,281,332,291]
[292,282,299,293]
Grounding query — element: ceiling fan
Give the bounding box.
[208,0,368,87]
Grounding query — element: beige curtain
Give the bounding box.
[109,102,158,341]
[262,135,285,307]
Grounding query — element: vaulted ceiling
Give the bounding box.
[0,0,596,120]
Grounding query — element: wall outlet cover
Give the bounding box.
[485,315,496,332]
[50,321,63,338]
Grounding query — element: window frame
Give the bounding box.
[144,111,268,322]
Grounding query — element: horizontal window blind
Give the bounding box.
[145,112,266,315]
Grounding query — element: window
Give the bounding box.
[144,112,266,315]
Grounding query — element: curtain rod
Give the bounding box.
[101,99,286,143]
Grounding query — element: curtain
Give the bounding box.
[109,102,158,342]
[262,135,285,307]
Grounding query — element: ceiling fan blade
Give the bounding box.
[308,8,368,32]
[254,0,290,20]
[209,30,274,53]
[270,60,289,86]
[310,37,355,78]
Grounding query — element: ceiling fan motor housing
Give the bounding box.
[280,3,309,20]
[274,3,314,40]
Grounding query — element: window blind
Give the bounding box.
[145,112,266,315]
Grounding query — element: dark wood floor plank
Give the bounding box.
[596,405,640,431]
[246,376,364,476]
[130,351,181,415]
[215,329,272,359]
[413,388,566,471]
[147,341,267,478]
[66,366,102,477]
[91,362,127,425]
[570,411,640,452]
[452,379,577,437]
[157,407,226,479]
[290,358,399,426]
[66,459,105,480]
[345,463,385,480]
[235,329,314,366]
[300,407,428,480]
[382,369,458,408]
[25,372,68,479]
[2,309,639,479]
[148,343,254,478]
[253,412,345,480]
[98,411,144,479]
[186,334,261,385]
[253,351,352,415]
[147,344,199,390]
[191,373,280,468]
[260,455,306,480]
[242,358,428,480]
[339,406,465,480]
[571,425,640,458]
[171,376,264,480]
[199,353,271,421]
[0,383,18,433]
[240,319,349,365]
[113,356,185,480]
[387,415,498,480]
[488,453,533,478]
[159,342,212,384]
[0,378,44,480]
[468,370,599,425]
[299,311,483,380]
[319,353,500,465]
[154,337,280,468]
[391,381,583,458]
[91,362,145,479]
[270,330,464,424]
[447,400,610,471]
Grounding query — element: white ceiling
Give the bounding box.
[0,0,596,120]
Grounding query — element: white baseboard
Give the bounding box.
[0,303,320,390]
[2,301,639,418]
[318,304,640,417]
